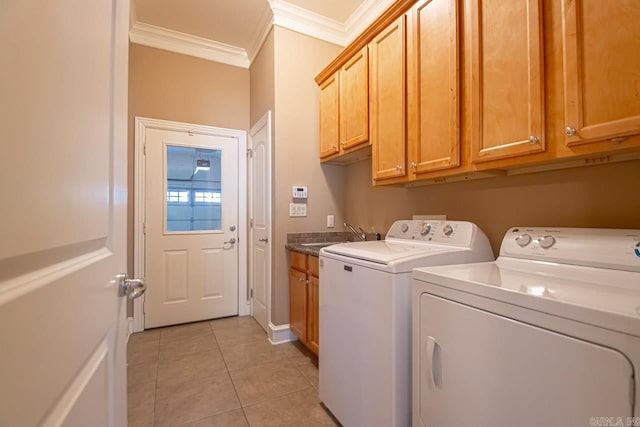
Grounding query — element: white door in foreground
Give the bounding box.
[0,0,130,425]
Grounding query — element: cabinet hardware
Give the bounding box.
[609,137,627,144]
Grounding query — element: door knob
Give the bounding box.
[224,237,237,244]
[116,273,146,299]
[258,237,269,243]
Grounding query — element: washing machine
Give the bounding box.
[319,220,494,427]
[412,227,640,427]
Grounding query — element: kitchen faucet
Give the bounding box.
[344,222,366,241]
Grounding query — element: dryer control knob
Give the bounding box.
[401,223,409,233]
[419,223,432,236]
[442,224,454,236]
[538,235,556,249]
[515,234,532,247]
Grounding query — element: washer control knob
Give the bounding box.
[442,224,454,236]
[419,223,432,236]
[401,223,409,233]
[515,233,532,247]
[538,235,556,249]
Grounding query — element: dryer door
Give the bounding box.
[417,293,633,427]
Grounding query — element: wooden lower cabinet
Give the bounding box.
[289,268,307,343]
[307,275,319,355]
[288,252,319,355]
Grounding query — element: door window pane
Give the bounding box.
[166,145,222,232]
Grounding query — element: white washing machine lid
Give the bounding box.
[322,240,460,266]
[413,257,640,337]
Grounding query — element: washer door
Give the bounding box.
[417,294,633,427]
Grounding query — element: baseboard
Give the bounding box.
[268,322,298,345]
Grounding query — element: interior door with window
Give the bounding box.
[144,127,240,328]
[0,0,129,425]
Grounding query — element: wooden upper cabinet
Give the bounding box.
[340,46,370,150]
[562,0,640,147]
[469,0,545,164]
[407,0,460,175]
[319,74,340,158]
[371,15,407,181]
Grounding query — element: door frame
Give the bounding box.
[248,110,272,332]
[133,117,249,332]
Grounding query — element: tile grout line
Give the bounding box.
[209,320,253,426]
[151,330,163,426]
[211,319,312,411]
[208,321,245,416]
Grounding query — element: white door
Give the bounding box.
[0,0,129,426]
[144,126,241,328]
[249,112,272,332]
[416,294,634,427]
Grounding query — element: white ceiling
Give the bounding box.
[267,0,366,23]
[134,0,273,49]
[130,0,395,68]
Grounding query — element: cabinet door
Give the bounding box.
[371,15,407,181]
[307,275,319,356]
[469,0,545,163]
[562,0,640,147]
[289,268,307,342]
[408,0,460,175]
[340,46,369,150]
[319,73,340,158]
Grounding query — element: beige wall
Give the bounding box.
[127,44,250,275]
[344,159,640,255]
[250,29,275,126]
[270,27,344,325]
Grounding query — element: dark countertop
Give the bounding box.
[285,231,383,257]
[285,242,343,257]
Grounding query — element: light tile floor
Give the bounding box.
[127,316,338,427]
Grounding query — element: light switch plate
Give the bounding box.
[327,215,335,228]
[289,203,307,217]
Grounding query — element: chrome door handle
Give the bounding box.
[258,237,269,243]
[224,237,237,244]
[116,274,146,299]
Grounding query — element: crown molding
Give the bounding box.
[344,0,397,44]
[268,0,346,46]
[247,4,274,63]
[128,0,398,66]
[129,22,251,68]
[269,0,396,46]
